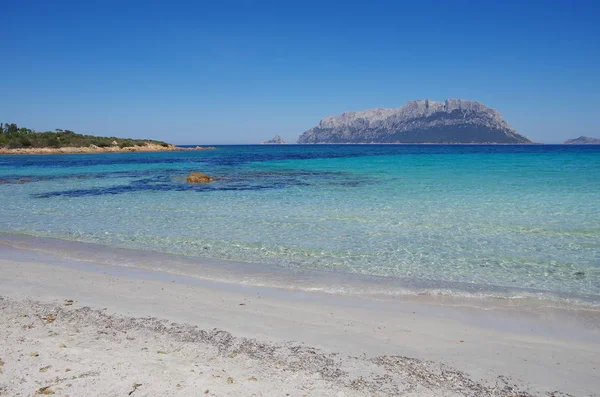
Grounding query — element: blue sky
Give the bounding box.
[1,0,599,144]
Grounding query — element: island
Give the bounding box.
[0,123,214,154]
[297,99,531,144]
[564,136,600,144]
[261,135,287,144]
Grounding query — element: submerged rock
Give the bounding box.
[186,172,214,183]
[0,179,32,184]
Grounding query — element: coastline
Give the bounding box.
[1,235,599,396]
[2,233,599,311]
[0,143,215,155]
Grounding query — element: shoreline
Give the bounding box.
[0,143,215,155]
[1,236,599,395]
[1,232,599,312]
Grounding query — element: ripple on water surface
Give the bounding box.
[1,145,599,304]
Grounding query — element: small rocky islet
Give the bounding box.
[260,135,286,144]
[564,136,600,144]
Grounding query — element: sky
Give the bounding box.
[1,0,599,144]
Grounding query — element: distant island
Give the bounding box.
[0,123,213,154]
[297,99,531,144]
[564,136,600,144]
[261,135,286,144]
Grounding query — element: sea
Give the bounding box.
[1,144,599,308]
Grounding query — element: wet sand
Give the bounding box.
[0,241,599,396]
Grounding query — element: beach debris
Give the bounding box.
[248,376,258,381]
[0,359,4,366]
[157,350,168,354]
[64,299,74,306]
[30,352,39,357]
[35,386,55,395]
[460,340,465,343]
[239,303,246,306]
[39,365,52,372]
[42,313,57,324]
[59,343,67,348]
[128,382,142,396]
[65,368,72,372]
[204,390,209,394]
[186,172,214,184]
[227,377,234,384]
[351,378,366,388]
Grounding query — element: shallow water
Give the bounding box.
[1,145,599,305]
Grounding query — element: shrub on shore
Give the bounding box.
[0,122,169,149]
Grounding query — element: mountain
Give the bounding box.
[564,136,600,144]
[261,135,286,144]
[297,99,531,144]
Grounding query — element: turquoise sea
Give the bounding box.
[1,145,599,306]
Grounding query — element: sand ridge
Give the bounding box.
[0,297,540,397]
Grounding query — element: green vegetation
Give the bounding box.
[0,122,170,149]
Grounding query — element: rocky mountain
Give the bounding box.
[564,136,600,144]
[298,99,531,144]
[261,135,286,144]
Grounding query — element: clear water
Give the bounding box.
[1,145,599,304]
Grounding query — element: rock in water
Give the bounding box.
[261,135,286,144]
[564,136,600,144]
[186,172,214,183]
[297,99,531,144]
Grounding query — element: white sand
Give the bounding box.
[1,242,599,396]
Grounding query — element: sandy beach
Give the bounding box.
[0,238,599,396]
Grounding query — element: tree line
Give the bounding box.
[0,122,75,135]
